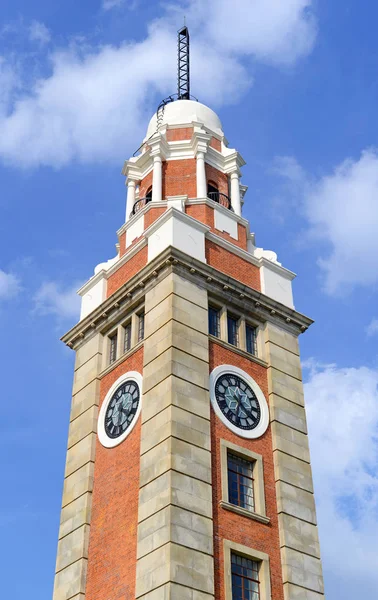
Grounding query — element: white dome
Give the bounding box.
[145,100,223,140]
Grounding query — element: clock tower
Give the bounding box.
[52,27,325,600]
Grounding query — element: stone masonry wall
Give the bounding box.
[265,323,325,599]
[136,271,215,599]
[52,332,103,600]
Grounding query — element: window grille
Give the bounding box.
[124,322,132,353]
[227,314,239,347]
[109,333,117,364]
[228,453,255,512]
[231,553,260,600]
[138,313,145,342]
[246,325,257,356]
[209,306,220,337]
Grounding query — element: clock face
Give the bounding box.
[214,373,261,431]
[104,380,140,439]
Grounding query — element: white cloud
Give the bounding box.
[29,20,51,46]
[102,0,125,9]
[274,150,378,294]
[33,281,81,320]
[366,318,378,337]
[0,269,21,299]
[0,0,317,168]
[304,361,378,598]
[183,0,316,67]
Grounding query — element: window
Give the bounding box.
[146,186,152,202]
[228,453,255,512]
[224,540,271,600]
[228,314,239,347]
[123,322,132,353]
[207,182,219,202]
[220,440,269,524]
[109,333,117,364]
[246,325,257,356]
[231,553,260,600]
[104,304,145,370]
[209,306,221,337]
[138,312,145,342]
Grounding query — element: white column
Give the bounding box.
[196,151,207,199]
[230,171,242,216]
[152,155,162,202]
[126,179,136,222]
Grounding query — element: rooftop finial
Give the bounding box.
[177,25,190,100]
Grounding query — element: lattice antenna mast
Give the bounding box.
[177,25,190,100]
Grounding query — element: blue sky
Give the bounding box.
[1,1,378,598]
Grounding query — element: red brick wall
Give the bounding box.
[209,342,284,600]
[119,232,126,256]
[206,239,261,291]
[162,158,197,199]
[206,163,229,196]
[107,245,148,297]
[144,206,166,229]
[210,137,222,152]
[139,171,153,199]
[166,127,193,142]
[86,348,144,600]
[186,203,214,228]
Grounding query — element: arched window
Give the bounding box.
[146,186,152,202]
[207,182,219,203]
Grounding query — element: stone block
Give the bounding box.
[143,319,208,367]
[267,344,303,381]
[282,547,324,594]
[284,582,324,599]
[140,437,211,487]
[64,433,96,478]
[137,505,213,559]
[145,294,208,340]
[145,273,207,314]
[270,395,308,434]
[59,493,92,540]
[272,422,310,463]
[170,543,214,594]
[138,472,171,523]
[279,513,321,558]
[72,354,102,395]
[74,334,103,371]
[136,544,171,598]
[139,438,172,487]
[62,462,94,508]
[141,405,210,455]
[67,405,98,449]
[137,507,171,559]
[142,376,210,423]
[274,451,314,493]
[268,368,305,407]
[171,506,213,555]
[70,380,100,422]
[143,348,209,394]
[171,471,212,519]
[55,524,90,572]
[53,559,87,600]
[264,324,300,356]
[277,481,317,524]
[138,583,214,600]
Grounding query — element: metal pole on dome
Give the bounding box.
[177,24,190,100]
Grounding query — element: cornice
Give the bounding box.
[62,246,313,350]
